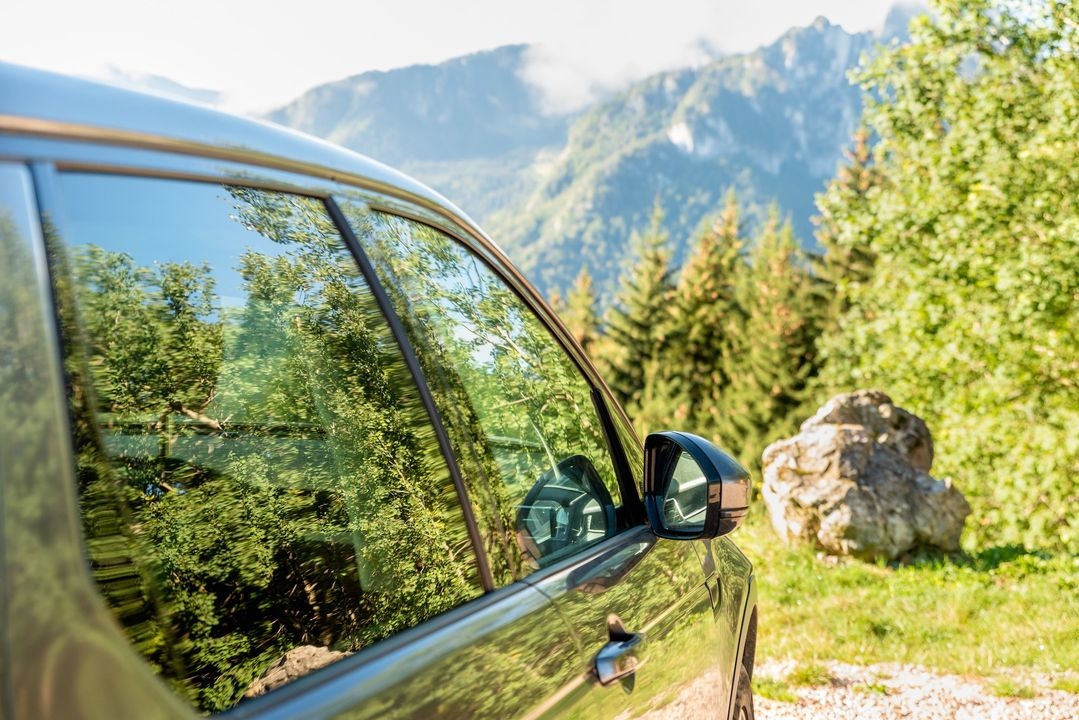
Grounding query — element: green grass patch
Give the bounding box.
[854,682,890,695]
[1052,677,1079,695]
[738,516,1079,676]
[786,662,834,687]
[753,677,797,703]
[990,679,1037,699]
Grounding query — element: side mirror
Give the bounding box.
[643,431,751,540]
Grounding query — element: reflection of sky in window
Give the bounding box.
[56,173,291,308]
[0,165,41,253]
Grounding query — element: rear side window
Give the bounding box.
[50,174,483,713]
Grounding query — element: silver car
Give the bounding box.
[0,62,758,720]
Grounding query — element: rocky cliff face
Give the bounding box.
[487,17,881,296]
[267,44,568,167]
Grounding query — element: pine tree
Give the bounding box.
[562,267,600,357]
[596,201,677,431]
[813,124,882,325]
[668,189,746,438]
[547,287,566,314]
[721,207,821,468]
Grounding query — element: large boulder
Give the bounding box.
[761,390,970,560]
[245,645,351,698]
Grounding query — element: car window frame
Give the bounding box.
[18,138,646,527]
[24,147,652,712]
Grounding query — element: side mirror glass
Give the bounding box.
[515,455,617,568]
[644,431,751,540]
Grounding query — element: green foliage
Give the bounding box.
[813,124,881,324]
[667,189,745,438]
[595,192,823,471]
[1053,678,1079,695]
[562,266,601,357]
[786,662,834,687]
[719,206,823,467]
[753,677,798,703]
[597,201,678,434]
[816,0,1079,553]
[990,679,1037,699]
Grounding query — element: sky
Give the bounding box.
[4,0,903,114]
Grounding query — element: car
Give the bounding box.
[0,61,757,720]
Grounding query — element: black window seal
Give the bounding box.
[324,196,495,592]
[591,388,646,527]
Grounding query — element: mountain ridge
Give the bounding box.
[261,9,920,298]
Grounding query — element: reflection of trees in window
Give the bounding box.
[343,203,621,583]
[59,180,481,713]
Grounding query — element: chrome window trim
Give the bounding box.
[0,129,611,386]
[1,127,642,497]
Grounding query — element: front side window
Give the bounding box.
[340,201,626,582]
[52,175,482,713]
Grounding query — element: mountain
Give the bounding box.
[266,12,920,299]
[487,17,883,298]
[266,45,569,221]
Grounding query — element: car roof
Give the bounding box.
[0,61,476,228]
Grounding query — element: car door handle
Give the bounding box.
[595,630,645,686]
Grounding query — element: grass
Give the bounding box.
[786,662,834,686]
[1054,678,1079,694]
[753,677,798,703]
[990,679,1038,699]
[737,514,1079,677]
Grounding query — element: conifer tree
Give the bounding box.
[722,207,821,467]
[668,189,746,438]
[562,267,600,357]
[814,124,882,325]
[596,201,676,429]
[547,287,566,314]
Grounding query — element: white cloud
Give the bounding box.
[518,0,723,114]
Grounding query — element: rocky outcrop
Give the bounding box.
[761,390,970,560]
[245,645,351,699]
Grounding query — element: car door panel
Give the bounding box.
[525,528,722,719]
[224,583,580,720]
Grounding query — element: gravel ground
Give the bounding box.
[755,660,1079,720]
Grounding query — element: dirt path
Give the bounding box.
[755,660,1079,720]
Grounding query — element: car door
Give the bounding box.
[343,201,726,718]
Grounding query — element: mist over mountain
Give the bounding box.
[100,66,226,106]
[264,9,921,299]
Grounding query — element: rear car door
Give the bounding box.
[343,202,725,718]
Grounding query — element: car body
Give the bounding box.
[0,62,757,720]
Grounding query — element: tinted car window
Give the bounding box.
[341,202,625,583]
[51,175,483,713]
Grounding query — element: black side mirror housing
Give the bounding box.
[643,431,751,540]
